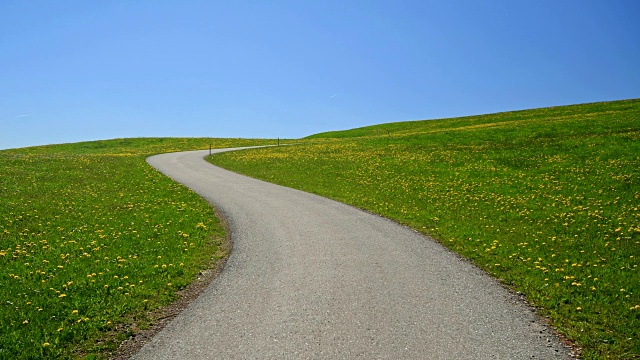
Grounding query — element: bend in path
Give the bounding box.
[135,148,570,359]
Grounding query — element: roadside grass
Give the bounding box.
[0,137,274,359]
[209,99,640,359]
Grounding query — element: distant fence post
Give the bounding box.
[209,144,212,156]
[278,137,280,146]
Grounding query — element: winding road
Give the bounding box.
[135,148,570,359]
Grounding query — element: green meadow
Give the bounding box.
[2,99,638,359]
[209,99,640,359]
[0,138,273,358]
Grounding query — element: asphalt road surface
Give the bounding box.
[135,148,570,359]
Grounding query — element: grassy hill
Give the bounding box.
[0,138,274,358]
[2,99,638,358]
[209,99,640,359]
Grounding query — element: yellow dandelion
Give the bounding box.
[72,310,78,315]
[58,294,66,298]
[43,342,50,347]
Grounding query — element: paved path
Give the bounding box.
[135,148,569,359]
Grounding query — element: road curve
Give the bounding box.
[135,148,569,359]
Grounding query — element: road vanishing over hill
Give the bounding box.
[136,148,570,359]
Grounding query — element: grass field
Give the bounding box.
[209,99,640,359]
[0,138,273,359]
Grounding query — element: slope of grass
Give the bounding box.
[209,99,640,359]
[0,137,274,359]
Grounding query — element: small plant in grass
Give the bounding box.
[209,99,640,359]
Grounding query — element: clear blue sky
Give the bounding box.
[1,0,639,149]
